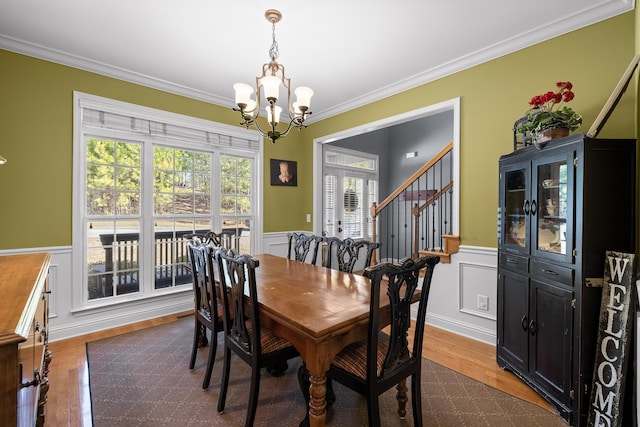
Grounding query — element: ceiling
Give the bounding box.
[0,1,633,121]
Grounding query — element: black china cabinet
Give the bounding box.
[496,134,635,426]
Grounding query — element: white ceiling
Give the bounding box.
[0,0,634,121]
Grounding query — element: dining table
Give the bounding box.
[251,253,420,427]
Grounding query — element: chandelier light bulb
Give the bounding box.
[260,76,281,102]
[244,99,257,115]
[292,102,302,116]
[267,105,282,125]
[233,83,254,109]
[294,87,313,109]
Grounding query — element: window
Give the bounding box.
[73,92,261,309]
[220,155,253,254]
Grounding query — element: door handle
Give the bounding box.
[529,320,536,335]
[521,315,528,331]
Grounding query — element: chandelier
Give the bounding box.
[233,9,313,144]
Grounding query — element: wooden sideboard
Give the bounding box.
[0,253,51,426]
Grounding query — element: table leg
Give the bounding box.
[396,378,408,419]
[298,364,335,427]
[308,371,328,427]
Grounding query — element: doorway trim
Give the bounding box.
[312,97,461,237]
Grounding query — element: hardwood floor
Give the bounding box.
[45,311,555,426]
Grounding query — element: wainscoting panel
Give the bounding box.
[423,245,498,345]
[459,261,497,321]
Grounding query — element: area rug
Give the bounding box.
[87,316,566,426]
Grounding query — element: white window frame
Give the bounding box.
[72,92,262,312]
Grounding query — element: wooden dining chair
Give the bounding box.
[215,249,300,427]
[327,255,440,427]
[324,236,380,273]
[186,241,224,389]
[287,232,323,264]
[184,230,231,248]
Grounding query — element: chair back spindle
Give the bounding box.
[286,232,323,265]
[324,237,380,273]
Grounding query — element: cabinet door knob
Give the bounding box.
[530,200,537,216]
[529,320,537,335]
[520,315,528,331]
[523,200,530,215]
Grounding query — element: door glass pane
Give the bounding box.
[324,174,337,237]
[505,169,527,248]
[220,155,253,253]
[537,161,567,254]
[342,177,364,238]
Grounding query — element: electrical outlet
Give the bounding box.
[478,295,489,311]
[306,213,311,223]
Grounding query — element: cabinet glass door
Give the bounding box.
[502,166,529,252]
[533,153,573,262]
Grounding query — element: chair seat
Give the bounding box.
[246,323,296,355]
[332,333,390,379]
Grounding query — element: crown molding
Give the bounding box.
[0,34,231,108]
[310,0,634,121]
[0,0,633,122]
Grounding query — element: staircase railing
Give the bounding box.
[370,140,457,263]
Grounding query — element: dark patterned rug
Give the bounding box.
[86,316,565,426]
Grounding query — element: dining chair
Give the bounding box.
[286,232,323,264]
[184,230,231,248]
[327,255,440,427]
[186,241,224,389]
[324,236,380,273]
[215,249,300,427]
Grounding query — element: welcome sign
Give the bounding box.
[588,251,635,427]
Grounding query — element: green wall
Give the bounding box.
[307,12,637,247]
[0,12,636,250]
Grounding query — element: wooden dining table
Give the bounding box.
[252,253,420,427]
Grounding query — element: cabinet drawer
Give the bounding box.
[530,260,573,286]
[499,253,528,274]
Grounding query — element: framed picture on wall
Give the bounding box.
[270,158,297,186]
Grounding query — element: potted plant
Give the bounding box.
[517,81,582,148]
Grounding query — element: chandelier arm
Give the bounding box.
[278,116,309,139]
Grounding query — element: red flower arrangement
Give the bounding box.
[529,81,575,108]
[518,81,582,134]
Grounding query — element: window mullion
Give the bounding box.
[141,140,155,294]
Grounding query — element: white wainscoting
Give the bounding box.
[1,238,499,346]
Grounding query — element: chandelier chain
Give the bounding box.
[269,23,279,62]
